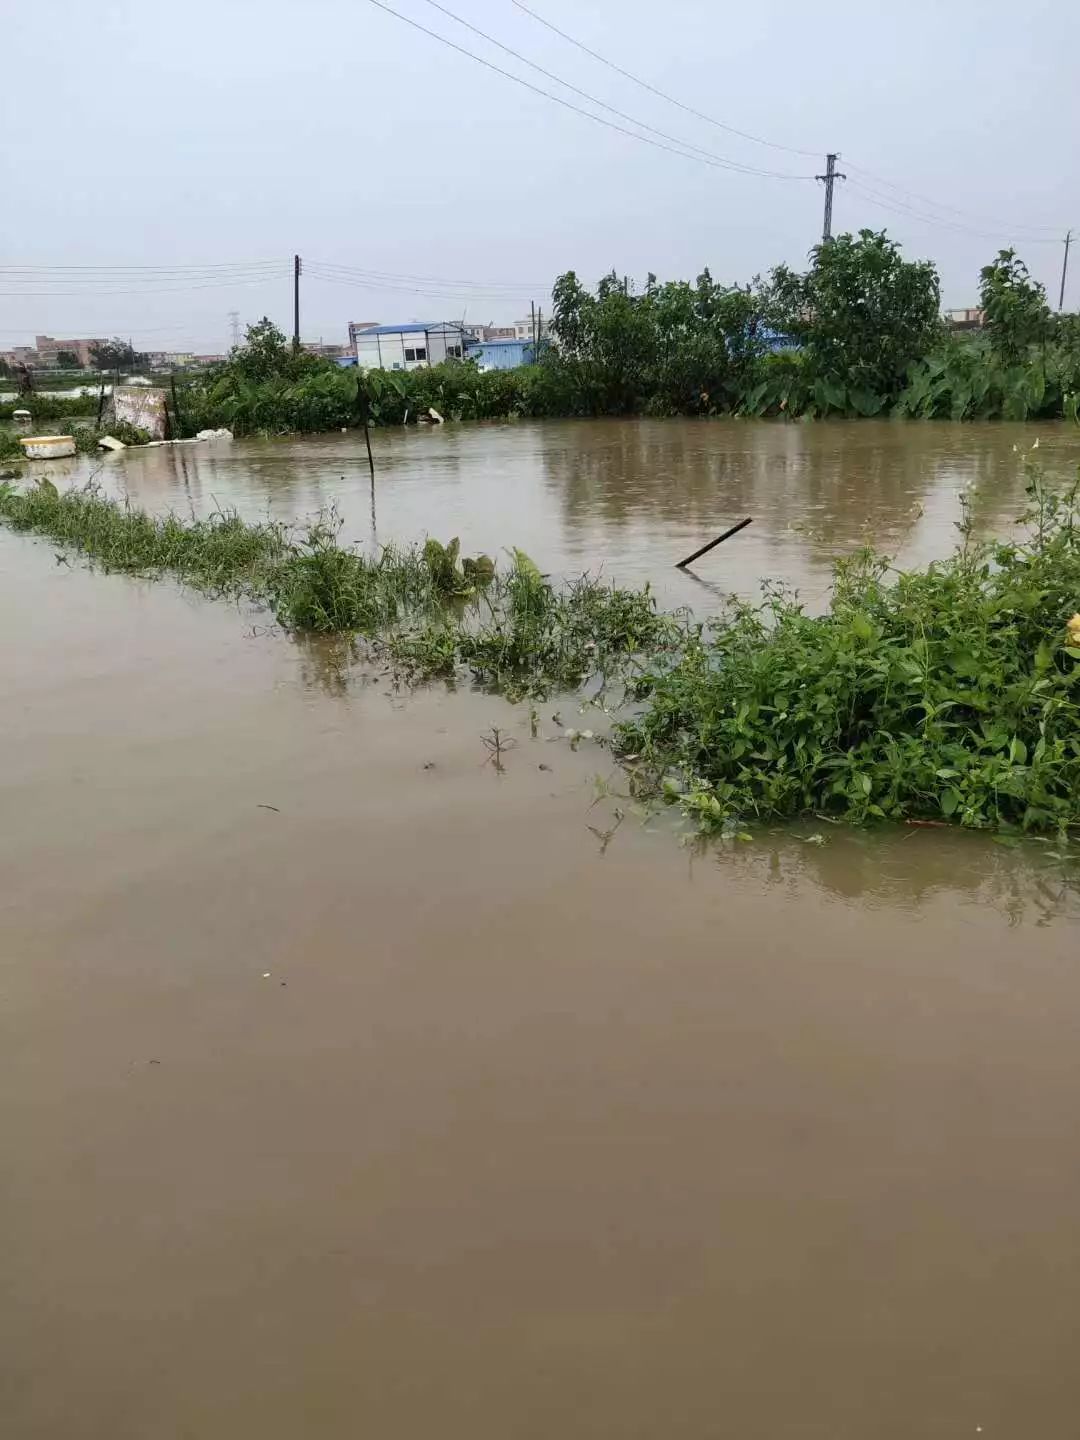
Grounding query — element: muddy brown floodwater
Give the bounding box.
[3,418,1080,1438]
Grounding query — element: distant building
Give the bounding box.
[512,316,550,341]
[0,346,41,369]
[354,322,468,372]
[466,338,539,372]
[35,335,105,367]
[945,308,985,331]
[348,321,380,355]
[461,320,551,344]
[146,351,196,369]
[302,341,350,361]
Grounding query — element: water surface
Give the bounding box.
[3,418,1080,1438]
[54,414,1080,608]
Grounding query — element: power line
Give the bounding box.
[417,0,812,178]
[364,0,813,180]
[0,323,231,337]
[845,177,1065,245]
[513,2,1072,240]
[310,259,548,290]
[305,264,538,305]
[0,260,285,275]
[511,0,819,158]
[843,161,1066,238]
[0,270,291,298]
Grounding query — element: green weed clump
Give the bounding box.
[450,551,680,695]
[72,420,153,454]
[0,393,99,423]
[0,479,287,592]
[620,471,1080,834]
[0,428,24,464]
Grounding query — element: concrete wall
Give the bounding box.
[113,386,167,439]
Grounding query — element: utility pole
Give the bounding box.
[293,254,302,351]
[228,310,241,348]
[530,299,536,348]
[816,152,846,244]
[1059,230,1072,311]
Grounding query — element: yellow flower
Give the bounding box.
[1067,613,1080,646]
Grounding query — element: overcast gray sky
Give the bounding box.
[2,0,1076,354]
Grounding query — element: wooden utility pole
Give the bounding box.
[816,152,846,243]
[1059,230,1072,311]
[293,254,302,351]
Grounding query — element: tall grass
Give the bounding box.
[0,480,287,592]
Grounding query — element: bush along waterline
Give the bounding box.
[2,465,1080,838]
[620,467,1080,837]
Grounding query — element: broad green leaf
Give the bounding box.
[940,788,960,817]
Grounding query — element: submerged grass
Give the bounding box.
[0,479,287,593]
[3,465,1080,836]
[0,479,677,699]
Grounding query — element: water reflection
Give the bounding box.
[50,417,1080,611]
[687,822,1080,928]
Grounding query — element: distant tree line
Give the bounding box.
[175,233,1080,435]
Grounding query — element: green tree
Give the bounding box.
[979,248,1051,364]
[769,230,942,406]
[549,270,659,413]
[55,350,80,369]
[90,338,138,372]
[226,317,323,383]
[548,267,772,415]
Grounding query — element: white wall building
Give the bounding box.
[354,322,467,371]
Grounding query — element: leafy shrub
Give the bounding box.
[0,393,99,422]
[620,467,1080,834]
[0,428,24,463]
[768,229,942,404]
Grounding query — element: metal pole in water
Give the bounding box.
[675,517,753,570]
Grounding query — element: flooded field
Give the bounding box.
[41,413,1080,607]
[4,418,1080,1437]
